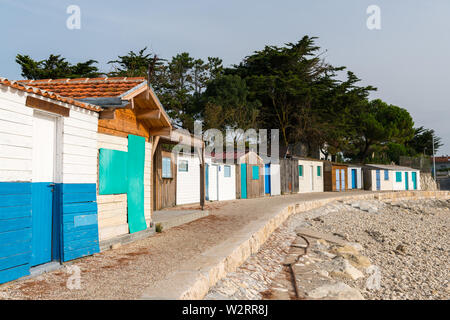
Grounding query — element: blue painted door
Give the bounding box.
[341,170,346,191]
[241,164,247,199]
[335,169,340,191]
[376,170,381,191]
[264,163,271,194]
[412,172,417,190]
[351,169,357,189]
[31,113,57,267]
[31,183,54,266]
[205,164,209,200]
[405,172,409,190]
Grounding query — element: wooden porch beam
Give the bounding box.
[25,96,70,117]
[149,127,171,136]
[137,109,161,120]
[99,109,116,120]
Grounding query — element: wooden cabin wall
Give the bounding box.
[153,144,177,210]
[280,159,299,194]
[333,165,348,191]
[323,162,333,192]
[235,155,265,199]
[246,162,265,199]
[235,164,241,199]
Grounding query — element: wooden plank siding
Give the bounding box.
[153,145,177,210]
[280,159,299,194]
[98,108,151,139]
[235,152,265,199]
[323,162,349,192]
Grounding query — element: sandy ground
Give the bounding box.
[0,191,369,300]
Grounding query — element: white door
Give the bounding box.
[310,166,314,192]
[209,165,218,201]
[32,112,56,182]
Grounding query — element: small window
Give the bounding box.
[317,166,321,177]
[252,166,259,180]
[179,160,188,172]
[299,165,303,177]
[384,170,389,181]
[162,157,172,178]
[396,172,402,182]
[224,165,231,177]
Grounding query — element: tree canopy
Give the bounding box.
[15,37,443,163]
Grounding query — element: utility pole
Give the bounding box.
[432,134,436,180]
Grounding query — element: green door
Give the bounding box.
[405,172,409,190]
[412,172,417,190]
[241,164,247,199]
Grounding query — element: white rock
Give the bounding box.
[307,282,364,300]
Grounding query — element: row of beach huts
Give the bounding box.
[0,77,420,284]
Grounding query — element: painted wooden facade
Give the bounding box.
[268,163,281,196]
[297,158,324,193]
[96,133,152,241]
[153,132,205,210]
[176,153,201,205]
[205,158,237,202]
[280,158,300,194]
[346,165,363,190]
[363,164,420,191]
[236,152,265,199]
[0,79,101,284]
[323,162,349,192]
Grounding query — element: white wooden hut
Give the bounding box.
[0,78,101,284]
[297,158,324,193]
[205,157,236,201]
[347,165,363,190]
[363,164,420,191]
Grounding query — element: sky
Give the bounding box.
[1,0,449,155]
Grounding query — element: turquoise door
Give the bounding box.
[351,169,357,189]
[412,172,417,190]
[241,164,247,199]
[405,172,409,190]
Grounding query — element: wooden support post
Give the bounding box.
[152,136,160,157]
[200,141,206,210]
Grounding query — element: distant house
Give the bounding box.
[297,158,324,193]
[363,164,420,191]
[433,156,450,174]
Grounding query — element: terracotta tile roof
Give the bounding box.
[433,156,450,163]
[17,77,146,99]
[0,77,102,112]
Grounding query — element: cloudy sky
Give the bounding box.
[1,0,449,154]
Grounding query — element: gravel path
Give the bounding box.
[207,198,450,300]
[0,191,369,300]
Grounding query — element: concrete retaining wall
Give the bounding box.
[141,191,450,300]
